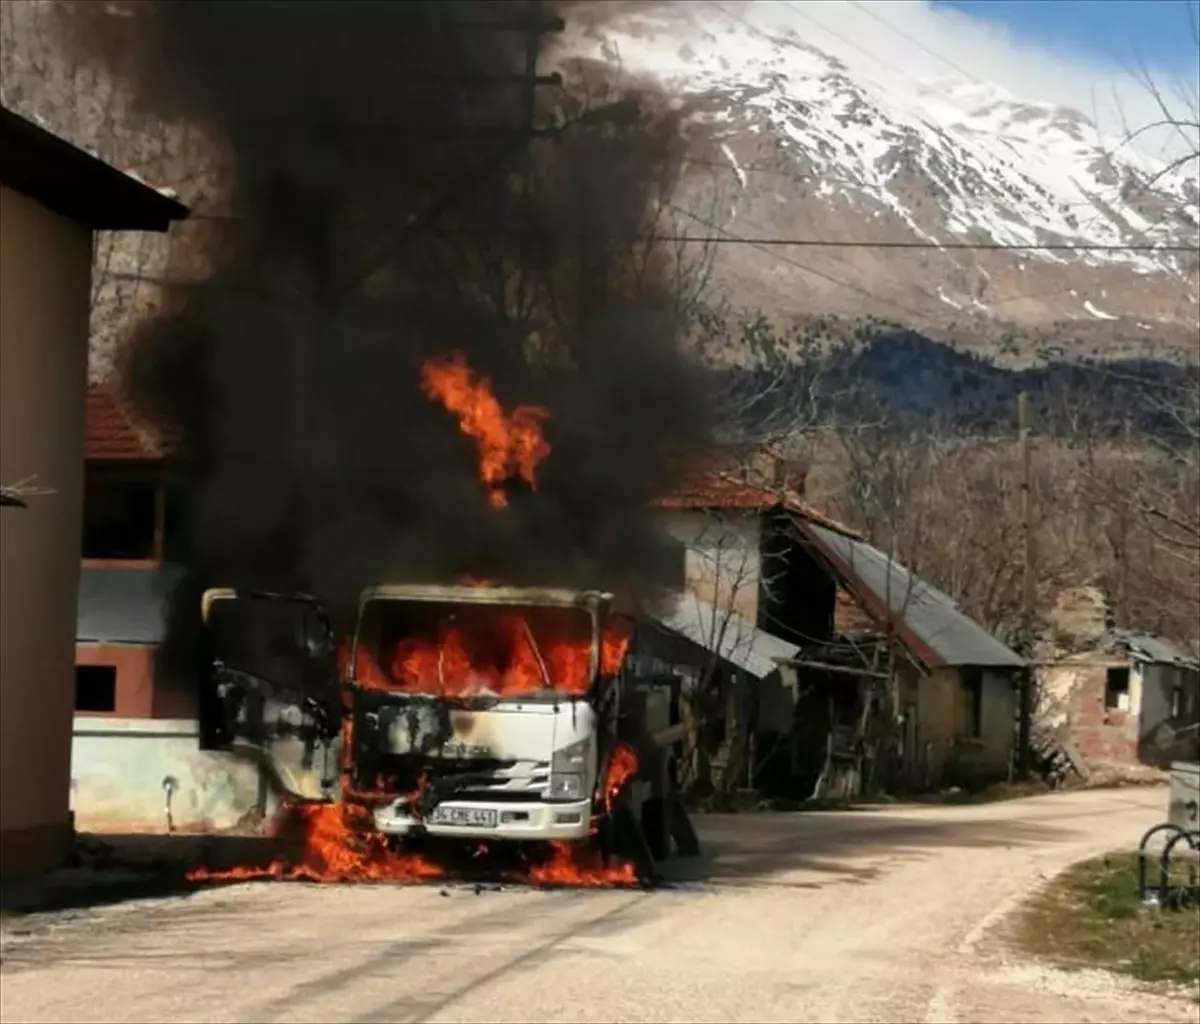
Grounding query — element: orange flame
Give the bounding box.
[603,742,639,810]
[528,841,639,887]
[527,745,640,886]
[186,800,642,889]
[420,352,550,509]
[186,802,444,884]
[600,621,631,677]
[343,616,630,700]
[193,614,641,889]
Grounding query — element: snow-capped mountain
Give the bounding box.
[552,1,1200,363]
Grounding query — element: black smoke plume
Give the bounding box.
[64,1,715,642]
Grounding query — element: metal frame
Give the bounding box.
[1137,822,1200,908]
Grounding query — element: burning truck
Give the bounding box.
[60,1,712,885]
[190,353,696,886]
[198,583,689,885]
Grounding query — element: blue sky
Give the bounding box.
[937,1,1200,73]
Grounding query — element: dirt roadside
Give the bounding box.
[1,786,1193,1024]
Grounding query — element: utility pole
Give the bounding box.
[1017,391,1034,777]
[341,1,563,297]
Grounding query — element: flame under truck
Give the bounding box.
[198,584,698,879]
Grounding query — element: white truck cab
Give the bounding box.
[199,583,626,845]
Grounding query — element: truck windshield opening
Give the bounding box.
[207,597,328,692]
[349,600,597,699]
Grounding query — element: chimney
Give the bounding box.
[772,455,806,496]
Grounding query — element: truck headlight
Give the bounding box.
[549,738,589,802]
[552,737,589,772]
[547,773,583,801]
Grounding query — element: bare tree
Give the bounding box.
[1,0,222,386]
[1109,6,1200,203]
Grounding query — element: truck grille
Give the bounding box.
[451,760,550,800]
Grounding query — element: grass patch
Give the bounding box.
[1015,851,1200,996]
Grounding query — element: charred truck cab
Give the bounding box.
[349,585,615,842]
[199,584,684,856]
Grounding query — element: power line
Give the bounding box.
[653,236,1198,253]
[167,212,1200,252]
[667,201,937,326]
[775,0,916,84]
[844,0,984,87]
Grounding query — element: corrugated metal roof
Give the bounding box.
[77,566,186,644]
[649,594,799,679]
[797,521,1025,669]
[1109,629,1200,668]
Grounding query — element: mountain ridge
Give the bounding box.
[550,0,1200,365]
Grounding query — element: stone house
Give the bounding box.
[1035,587,1200,772]
[649,454,1025,798]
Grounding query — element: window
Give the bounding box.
[75,665,117,712]
[961,668,983,738]
[82,476,157,559]
[1171,686,1182,719]
[1104,667,1130,711]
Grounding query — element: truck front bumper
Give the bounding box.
[373,798,592,841]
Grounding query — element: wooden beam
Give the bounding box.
[775,657,890,680]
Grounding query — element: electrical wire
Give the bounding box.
[128,209,1200,251]
[666,200,937,325]
[843,0,985,87]
[652,236,1197,253]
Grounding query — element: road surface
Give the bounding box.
[1,787,1193,1024]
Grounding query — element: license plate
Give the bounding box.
[429,806,498,828]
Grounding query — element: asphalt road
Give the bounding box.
[1,787,1192,1024]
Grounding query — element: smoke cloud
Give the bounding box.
[64,1,716,635]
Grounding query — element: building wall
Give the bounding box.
[952,670,1016,786]
[913,666,1014,789]
[76,643,156,717]
[71,717,271,834]
[1138,664,1200,769]
[659,509,762,624]
[0,184,93,878]
[914,667,958,788]
[74,642,199,720]
[1036,656,1141,767]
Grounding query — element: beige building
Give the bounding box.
[0,103,187,879]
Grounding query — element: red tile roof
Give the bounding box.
[80,405,860,538]
[85,386,174,461]
[655,470,863,539]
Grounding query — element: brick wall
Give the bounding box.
[74,643,196,719]
[1039,659,1140,766]
[1073,674,1139,764]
